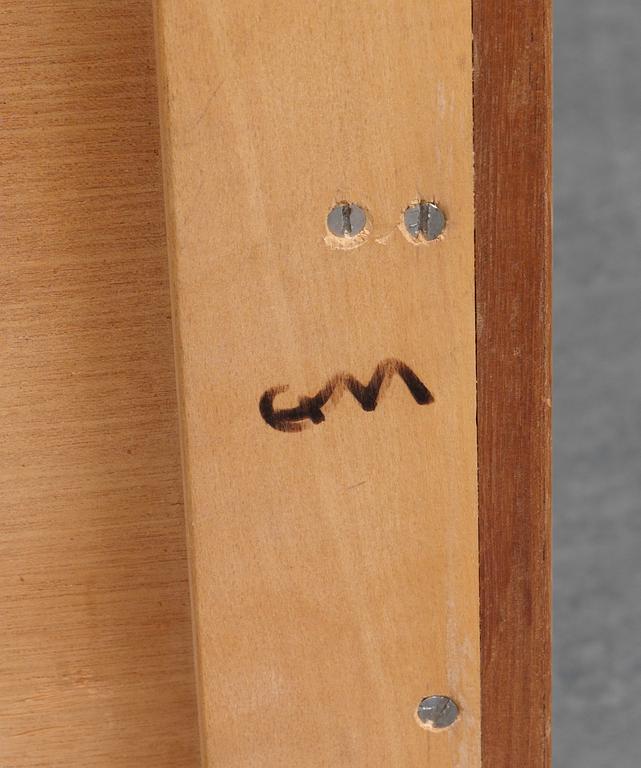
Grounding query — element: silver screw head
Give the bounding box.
[404,201,446,241]
[416,695,459,730]
[327,202,367,239]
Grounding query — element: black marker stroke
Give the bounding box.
[259,358,434,433]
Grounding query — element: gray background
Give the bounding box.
[555,1,641,765]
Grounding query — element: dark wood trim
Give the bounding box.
[473,2,552,766]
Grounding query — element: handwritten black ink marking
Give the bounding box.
[259,358,434,433]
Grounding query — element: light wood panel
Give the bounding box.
[0,3,199,766]
[0,3,551,765]
[155,2,480,766]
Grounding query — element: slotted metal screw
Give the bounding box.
[416,695,459,730]
[404,201,446,241]
[327,203,367,239]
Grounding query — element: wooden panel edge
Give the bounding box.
[473,1,552,766]
[152,6,209,767]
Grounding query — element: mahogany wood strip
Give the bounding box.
[473,1,553,766]
[0,3,199,766]
[155,2,481,766]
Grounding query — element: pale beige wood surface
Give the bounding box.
[156,2,480,766]
[0,3,199,766]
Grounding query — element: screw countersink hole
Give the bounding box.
[326,202,368,247]
[416,695,459,731]
[403,201,446,242]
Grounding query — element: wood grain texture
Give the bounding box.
[155,2,480,766]
[0,2,551,764]
[0,3,199,766]
[473,1,552,766]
